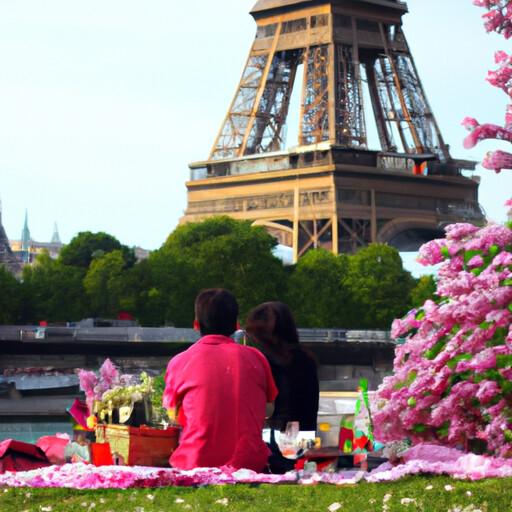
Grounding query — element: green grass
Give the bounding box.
[0,476,510,512]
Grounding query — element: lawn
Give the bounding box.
[0,476,510,512]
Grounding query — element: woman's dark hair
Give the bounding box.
[245,301,299,358]
[195,288,238,336]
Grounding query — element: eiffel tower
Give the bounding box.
[0,200,22,275]
[183,0,484,261]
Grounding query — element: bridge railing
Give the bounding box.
[0,326,393,344]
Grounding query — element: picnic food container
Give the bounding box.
[95,424,179,466]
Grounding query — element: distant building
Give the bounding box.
[6,208,150,267]
[10,212,63,263]
[134,246,150,261]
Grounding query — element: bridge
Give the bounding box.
[0,325,395,441]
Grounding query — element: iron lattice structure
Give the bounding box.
[210,3,447,161]
[184,0,483,260]
[0,204,22,275]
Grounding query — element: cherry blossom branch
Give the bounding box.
[463,1,512,172]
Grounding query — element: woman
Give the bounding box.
[245,301,319,433]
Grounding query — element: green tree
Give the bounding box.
[410,274,437,308]
[145,216,288,326]
[286,249,351,327]
[343,244,415,329]
[21,252,88,323]
[83,250,128,318]
[134,249,197,326]
[0,265,22,324]
[102,255,178,327]
[59,231,135,268]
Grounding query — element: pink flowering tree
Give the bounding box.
[373,211,512,456]
[463,0,512,172]
[374,2,512,456]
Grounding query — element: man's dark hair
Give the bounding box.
[195,288,239,336]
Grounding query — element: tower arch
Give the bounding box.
[377,218,444,252]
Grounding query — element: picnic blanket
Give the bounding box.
[1,444,512,489]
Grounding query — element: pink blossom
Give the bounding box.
[467,255,485,268]
[467,3,512,171]
[391,309,420,339]
[444,223,480,241]
[474,0,512,38]
[500,367,512,379]
[486,309,512,326]
[77,370,98,411]
[99,359,119,389]
[486,52,512,93]
[482,150,512,172]
[367,442,512,482]
[462,120,512,150]
[492,250,512,266]
[505,104,512,129]
[476,380,500,403]
[77,370,97,395]
[417,239,448,266]
[391,318,406,339]
[436,272,475,297]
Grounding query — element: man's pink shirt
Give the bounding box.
[163,334,278,472]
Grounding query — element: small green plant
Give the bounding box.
[150,371,167,424]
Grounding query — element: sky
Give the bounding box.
[0,0,510,267]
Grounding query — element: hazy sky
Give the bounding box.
[0,0,510,256]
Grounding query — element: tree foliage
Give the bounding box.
[156,216,287,325]
[410,274,437,308]
[0,265,22,324]
[0,217,423,329]
[286,249,351,328]
[59,231,135,268]
[83,250,127,318]
[116,259,168,327]
[21,252,88,323]
[343,244,415,329]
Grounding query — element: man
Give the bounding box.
[163,289,278,471]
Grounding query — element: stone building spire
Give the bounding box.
[21,210,31,253]
[51,222,61,244]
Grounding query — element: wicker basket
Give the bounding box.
[95,424,179,466]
